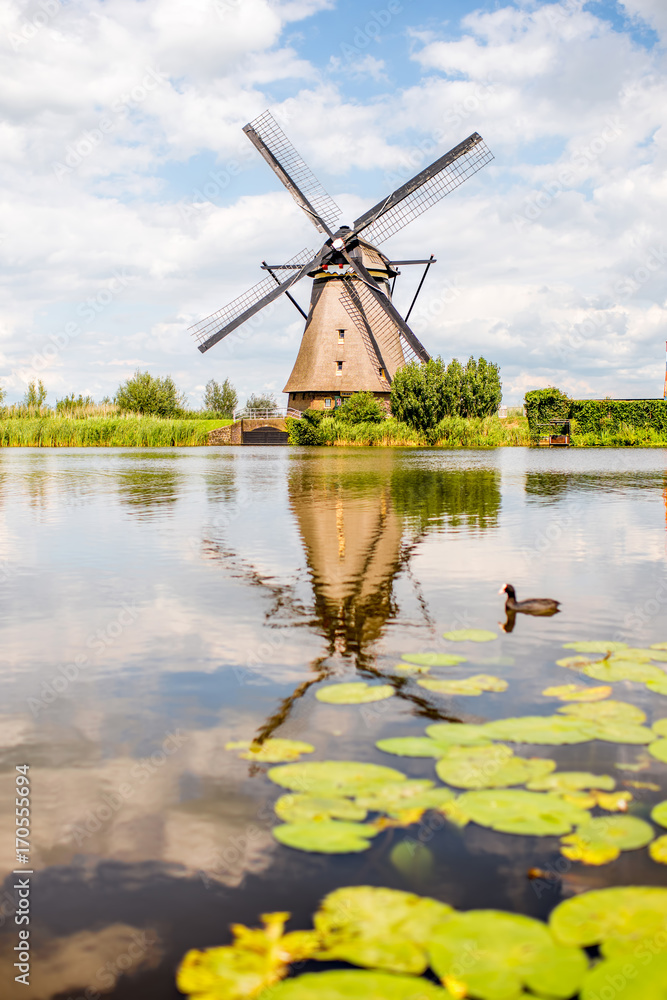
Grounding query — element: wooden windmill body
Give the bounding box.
[190,112,493,411]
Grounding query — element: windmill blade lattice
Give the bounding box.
[189,248,315,351]
[340,277,425,377]
[244,111,341,234]
[353,133,493,246]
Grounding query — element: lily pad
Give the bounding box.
[436,745,555,790]
[177,911,317,1000]
[483,715,596,744]
[563,640,628,653]
[558,700,646,724]
[274,795,367,823]
[649,739,667,762]
[427,909,588,1000]
[356,780,455,817]
[313,886,454,975]
[646,677,667,695]
[225,738,315,763]
[442,629,497,642]
[316,683,394,705]
[272,821,378,854]
[651,801,667,827]
[425,723,492,746]
[550,886,667,957]
[652,642,667,650]
[560,815,654,865]
[401,652,467,666]
[390,840,435,882]
[456,788,589,835]
[592,722,655,744]
[583,659,666,683]
[376,737,450,758]
[556,655,597,670]
[621,647,667,661]
[542,684,612,702]
[527,771,616,793]
[267,761,407,797]
[393,663,431,675]
[580,954,667,1000]
[266,970,453,999]
[649,835,667,865]
[653,718,667,737]
[418,674,508,696]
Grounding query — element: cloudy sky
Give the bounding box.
[1,0,666,407]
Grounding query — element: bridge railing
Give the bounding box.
[232,407,302,420]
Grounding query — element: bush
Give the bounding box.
[287,409,325,445]
[391,356,502,430]
[115,371,184,417]
[203,378,237,417]
[334,391,385,424]
[524,387,571,432]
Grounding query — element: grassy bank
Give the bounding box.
[314,415,531,447]
[0,416,232,447]
[570,423,667,447]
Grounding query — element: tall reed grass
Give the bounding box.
[0,416,231,447]
[319,415,530,447]
[571,423,667,447]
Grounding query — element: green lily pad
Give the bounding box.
[456,788,589,835]
[225,738,315,763]
[425,723,492,746]
[583,659,666,683]
[558,700,646,724]
[556,655,597,670]
[443,628,497,642]
[527,771,616,792]
[550,886,667,957]
[592,722,655,744]
[418,675,508,696]
[436,745,555,790]
[650,835,667,865]
[272,821,378,854]
[390,840,435,882]
[376,737,450,758]
[563,640,628,653]
[393,663,431,675]
[653,718,667,737]
[356,780,455,816]
[266,970,453,999]
[651,801,667,827]
[313,886,454,975]
[620,647,667,661]
[427,909,588,1000]
[274,795,367,823]
[542,684,612,701]
[401,652,468,666]
[580,953,667,1000]
[483,715,597,744]
[267,761,407,796]
[316,683,394,704]
[646,677,667,695]
[560,815,654,865]
[649,739,667,762]
[652,642,667,650]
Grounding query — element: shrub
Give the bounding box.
[334,391,385,424]
[524,387,571,431]
[115,371,184,417]
[203,378,237,417]
[287,409,325,445]
[391,356,502,430]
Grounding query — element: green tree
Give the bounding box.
[55,393,94,414]
[246,392,278,415]
[460,356,502,417]
[203,378,237,417]
[390,357,450,430]
[115,371,184,417]
[23,379,47,409]
[0,384,6,408]
[334,391,385,424]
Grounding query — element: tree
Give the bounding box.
[115,370,184,417]
[23,379,47,409]
[203,378,238,417]
[390,356,502,430]
[0,384,5,408]
[245,392,278,415]
[334,391,385,424]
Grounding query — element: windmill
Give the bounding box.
[190,111,493,413]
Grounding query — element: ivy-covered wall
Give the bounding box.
[525,389,667,434]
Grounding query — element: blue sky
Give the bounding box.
[1,0,666,406]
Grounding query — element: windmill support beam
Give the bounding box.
[263,262,308,320]
[405,255,436,324]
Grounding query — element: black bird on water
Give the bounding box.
[499,583,561,616]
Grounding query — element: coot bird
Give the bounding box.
[499,584,560,616]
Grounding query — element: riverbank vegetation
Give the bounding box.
[525,386,667,446]
[0,414,231,447]
[288,411,530,448]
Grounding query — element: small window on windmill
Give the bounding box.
[378,367,385,379]
[338,329,345,342]
[324,398,332,408]
[336,361,343,374]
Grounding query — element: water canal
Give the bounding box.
[0,446,666,998]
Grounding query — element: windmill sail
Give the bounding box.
[340,276,426,373]
[353,133,493,245]
[243,111,341,234]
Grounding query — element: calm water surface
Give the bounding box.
[1,446,666,998]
